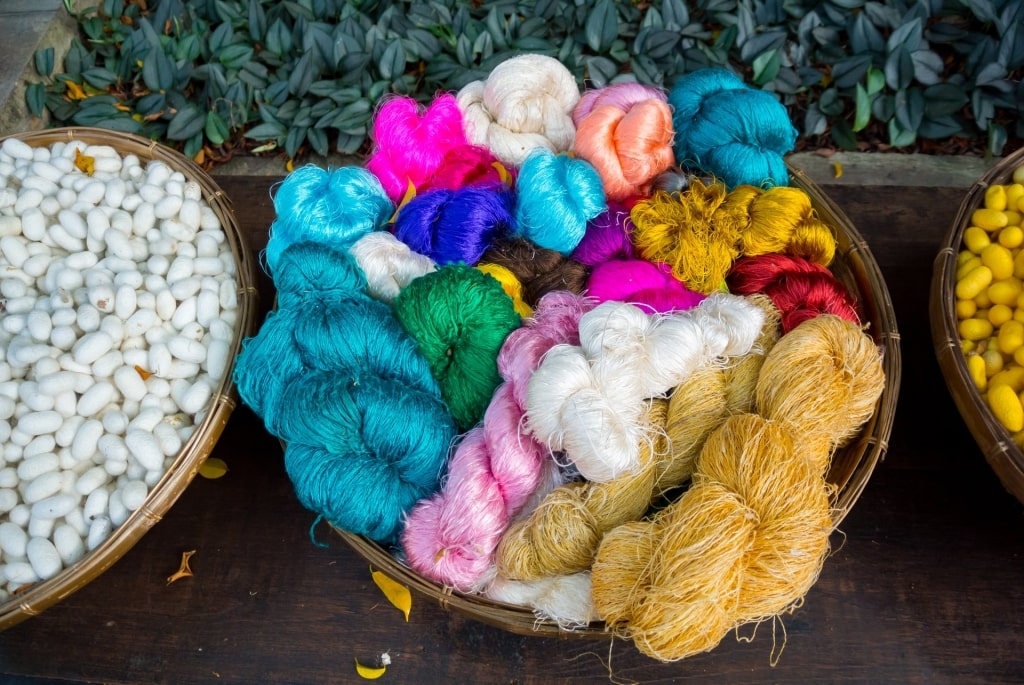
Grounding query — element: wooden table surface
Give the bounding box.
[0,175,1022,685]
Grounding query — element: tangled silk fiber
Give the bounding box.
[591,315,885,662]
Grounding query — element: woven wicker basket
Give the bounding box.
[0,127,259,630]
[931,147,1024,504]
[336,164,902,639]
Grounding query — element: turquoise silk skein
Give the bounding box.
[234,169,457,543]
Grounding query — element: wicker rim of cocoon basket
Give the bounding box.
[334,163,902,640]
[930,146,1024,505]
[0,127,259,630]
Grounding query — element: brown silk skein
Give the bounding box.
[591,315,885,662]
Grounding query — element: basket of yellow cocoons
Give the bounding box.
[932,147,1024,504]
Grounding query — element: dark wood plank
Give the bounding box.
[0,179,1022,685]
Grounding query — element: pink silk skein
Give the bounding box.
[586,259,707,313]
[366,94,469,202]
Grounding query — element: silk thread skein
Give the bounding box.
[366,94,469,203]
[716,184,836,265]
[668,68,797,189]
[476,263,533,318]
[420,144,508,192]
[233,241,457,543]
[485,571,597,629]
[572,201,636,266]
[479,236,590,305]
[347,231,436,304]
[590,315,885,662]
[524,292,765,482]
[515,148,608,255]
[392,183,516,265]
[573,92,676,201]
[263,165,393,276]
[727,253,860,334]
[392,264,523,431]
[400,292,592,592]
[585,259,706,313]
[630,179,739,294]
[572,82,668,124]
[494,296,781,582]
[457,53,580,166]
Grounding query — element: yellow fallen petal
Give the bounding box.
[355,659,386,680]
[832,161,843,179]
[74,147,95,175]
[65,81,87,101]
[285,158,294,173]
[167,549,196,585]
[371,569,411,621]
[198,458,229,480]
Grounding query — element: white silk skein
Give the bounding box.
[524,293,765,482]
[347,231,436,303]
[456,54,580,167]
[485,572,596,630]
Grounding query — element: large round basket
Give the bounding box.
[0,127,259,629]
[931,147,1024,504]
[336,164,902,639]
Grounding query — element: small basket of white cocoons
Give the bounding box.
[0,127,257,629]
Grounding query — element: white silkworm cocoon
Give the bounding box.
[83,488,108,521]
[152,421,181,457]
[125,428,164,472]
[177,379,213,415]
[54,524,85,565]
[70,419,104,462]
[23,470,62,503]
[5,561,39,587]
[16,411,63,438]
[16,453,58,482]
[30,493,77,520]
[26,537,63,580]
[72,331,113,366]
[0,521,28,558]
[86,516,112,551]
[75,465,109,496]
[120,480,148,511]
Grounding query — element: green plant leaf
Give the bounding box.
[34,48,54,78]
[830,119,858,150]
[220,44,254,70]
[886,17,922,53]
[288,52,316,96]
[923,83,968,117]
[988,122,1007,156]
[662,0,689,30]
[25,83,46,117]
[911,49,944,86]
[307,126,328,157]
[752,49,781,86]
[248,0,267,43]
[887,117,916,147]
[852,83,871,132]
[142,46,174,92]
[894,87,924,132]
[245,120,287,140]
[866,66,885,96]
[831,54,870,89]
[205,111,230,145]
[817,87,843,116]
[265,19,292,56]
[585,0,618,53]
[378,40,406,80]
[285,125,307,158]
[585,56,618,88]
[804,104,827,136]
[884,47,914,90]
[167,104,206,141]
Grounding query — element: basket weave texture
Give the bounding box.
[0,127,259,630]
[931,147,1024,505]
[337,164,902,639]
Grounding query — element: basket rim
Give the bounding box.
[929,146,1024,504]
[333,164,903,639]
[0,126,260,630]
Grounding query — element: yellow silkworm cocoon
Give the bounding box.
[986,185,1008,211]
[1014,346,1024,367]
[967,354,987,390]
[1014,165,1024,185]
[998,320,1024,355]
[999,225,1024,249]
[963,339,977,354]
[958,255,983,280]
[988,384,1024,432]
[987,279,1022,306]
[1005,210,1023,227]
[963,226,991,253]
[989,303,1013,327]
[973,208,1009,231]
[1007,183,1024,208]
[960,317,994,341]
[956,299,977,319]
[958,249,977,266]
[955,264,993,299]
[1015,309,1024,324]
[976,292,992,309]
[981,244,1014,280]
[989,366,1024,392]
[982,348,1004,376]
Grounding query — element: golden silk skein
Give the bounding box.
[591,315,885,662]
[630,180,738,294]
[728,185,836,267]
[494,296,782,581]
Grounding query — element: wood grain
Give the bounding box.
[0,180,1022,685]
